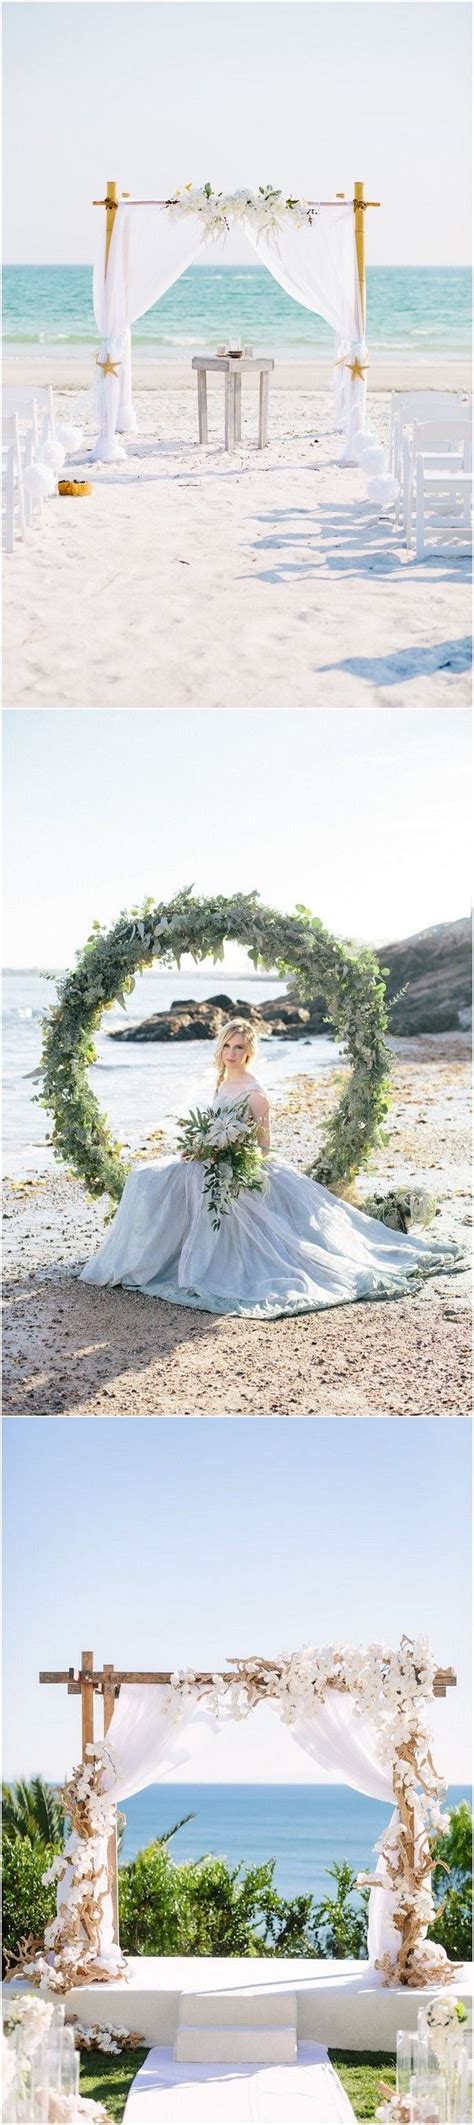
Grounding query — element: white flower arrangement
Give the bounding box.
[166,183,316,237]
[176,1097,265,1228]
[71,2019,143,2055]
[423,1992,468,2062]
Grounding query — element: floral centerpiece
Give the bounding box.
[176,1097,265,1228]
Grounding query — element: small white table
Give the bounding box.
[192,355,275,451]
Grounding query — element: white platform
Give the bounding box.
[175,1985,297,2063]
[123,2042,357,2122]
[6,1958,472,2054]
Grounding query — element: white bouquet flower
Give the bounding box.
[176,1098,265,1229]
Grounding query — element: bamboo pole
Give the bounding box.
[103,1664,119,1946]
[80,1650,95,1756]
[104,181,119,277]
[354,178,366,332]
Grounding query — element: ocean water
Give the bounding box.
[3,263,472,361]
[2,968,340,1179]
[118,1782,471,1903]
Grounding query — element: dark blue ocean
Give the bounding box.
[3,263,472,360]
[118,1783,471,1902]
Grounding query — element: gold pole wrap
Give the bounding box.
[105,181,119,278]
[354,180,366,333]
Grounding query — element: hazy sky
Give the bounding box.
[3,3,471,266]
[3,1418,471,1781]
[3,709,471,968]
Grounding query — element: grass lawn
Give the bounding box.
[80,2048,148,2121]
[80,2045,396,2122]
[331,2052,396,2119]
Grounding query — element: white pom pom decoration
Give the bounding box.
[23,462,57,498]
[366,474,400,508]
[361,444,386,475]
[351,428,377,463]
[38,438,66,473]
[56,423,84,452]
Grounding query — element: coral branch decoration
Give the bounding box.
[40,890,390,1203]
[17,1752,126,1993]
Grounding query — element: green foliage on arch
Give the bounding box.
[40,890,390,1203]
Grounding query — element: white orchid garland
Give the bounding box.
[166,183,318,237]
[15,1751,126,1996]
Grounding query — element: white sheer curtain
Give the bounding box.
[94,1684,229,1954]
[288,1695,400,1969]
[92,205,205,459]
[92,199,366,460]
[86,1685,400,1968]
[246,205,366,456]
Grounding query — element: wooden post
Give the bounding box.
[103,1664,119,1947]
[80,1650,95,1756]
[104,180,119,278]
[354,179,366,333]
[224,369,235,452]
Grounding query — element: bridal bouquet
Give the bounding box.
[176,1098,265,1229]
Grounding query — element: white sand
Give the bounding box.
[3,359,471,709]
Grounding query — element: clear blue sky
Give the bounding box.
[2,1418,471,1782]
[3,4,471,266]
[3,710,471,968]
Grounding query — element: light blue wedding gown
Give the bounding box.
[80,1082,463,1320]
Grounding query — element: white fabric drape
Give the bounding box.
[94,1684,229,1953]
[83,1685,400,1968]
[92,205,204,458]
[92,199,366,460]
[288,1695,399,1969]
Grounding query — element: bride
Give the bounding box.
[80,1018,462,1319]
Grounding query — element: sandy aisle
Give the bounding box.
[3,369,471,709]
[3,1035,471,1417]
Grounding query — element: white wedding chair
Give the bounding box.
[403,416,472,550]
[2,412,27,551]
[415,453,472,559]
[3,381,56,442]
[390,390,468,522]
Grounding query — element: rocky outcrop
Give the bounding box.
[109,917,471,1043]
[110,991,327,1043]
[380,916,471,1035]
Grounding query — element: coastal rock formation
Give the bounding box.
[381,916,472,1035]
[109,917,471,1043]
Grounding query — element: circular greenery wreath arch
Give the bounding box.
[41,890,390,1203]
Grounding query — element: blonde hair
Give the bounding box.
[214,1018,258,1089]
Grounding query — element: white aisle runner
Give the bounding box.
[123,2041,357,2121]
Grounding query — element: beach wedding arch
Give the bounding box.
[16,1638,458,1998]
[91,179,379,461]
[40,889,390,1203]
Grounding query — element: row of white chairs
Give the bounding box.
[389,390,472,559]
[2,385,60,551]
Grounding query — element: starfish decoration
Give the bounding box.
[96,355,121,378]
[346,356,369,381]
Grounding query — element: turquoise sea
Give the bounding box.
[118,1783,471,1902]
[3,263,472,360]
[2,968,340,1179]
